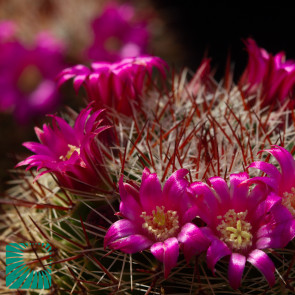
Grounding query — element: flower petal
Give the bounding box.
[119,177,142,222]
[108,234,152,254]
[206,238,231,274]
[256,204,295,248]
[208,176,230,206]
[250,192,281,223]
[247,176,279,192]
[247,249,275,286]
[256,219,295,249]
[150,242,164,262]
[230,173,249,211]
[177,223,210,262]
[139,168,163,213]
[151,237,179,278]
[245,183,269,215]
[163,238,179,278]
[248,161,281,182]
[228,253,246,290]
[104,219,138,248]
[163,168,189,211]
[268,145,295,178]
[190,182,218,218]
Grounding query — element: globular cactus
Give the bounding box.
[2,45,295,295]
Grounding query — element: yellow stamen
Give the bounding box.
[59,144,80,161]
[283,187,295,216]
[141,206,179,242]
[217,209,253,250]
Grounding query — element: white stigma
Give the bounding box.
[283,187,295,217]
[216,209,252,250]
[140,206,179,242]
[59,144,80,161]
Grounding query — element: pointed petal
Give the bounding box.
[139,169,163,213]
[190,182,218,216]
[163,168,189,211]
[244,183,269,215]
[246,176,279,192]
[256,204,295,248]
[208,176,230,205]
[53,116,77,145]
[73,75,86,92]
[119,177,142,222]
[206,238,231,274]
[150,242,164,262]
[230,173,249,211]
[268,145,295,177]
[248,161,281,182]
[163,237,179,278]
[104,219,139,249]
[228,253,246,289]
[177,223,210,262]
[108,234,152,254]
[22,142,52,156]
[247,249,275,286]
[85,108,105,133]
[74,106,92,134]
[141,167,151,183]
[251,192,281,223]
[151,237,179,278]
[257,219,295,249]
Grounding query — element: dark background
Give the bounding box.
[152,3,295,80]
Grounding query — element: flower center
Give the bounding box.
[140,206,179,242]
[104,36,122,52]
[59,144,80,161]
[216,209,253,250]
[17,65,42,94]
[283,187,295,216]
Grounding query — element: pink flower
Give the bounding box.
[249,145,295,217]
[0,21,16,40]
[16,106,111,192]
[189,173,295,289]
[0,22,66,123]
[57,56,167,115]
[104,168,210,278]
[85,2,149,62]
[240,38,295,107]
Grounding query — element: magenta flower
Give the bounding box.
[0,22,66,123]
[57,56,167,115]
[104,168,210,278]
[85,2,149,62]
[249,145,295,217]
[0,21,16,40]
[240,38,295,107]
[189,173,295,289]
[16,106,111,192]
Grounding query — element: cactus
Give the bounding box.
[1,50,295,295]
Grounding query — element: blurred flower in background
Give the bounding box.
[86,2,149,62]
[0,22,66,123]
[240,38,295,108]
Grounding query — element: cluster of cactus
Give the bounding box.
[1,41,295,295]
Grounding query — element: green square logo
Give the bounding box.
[6,243,52,289]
